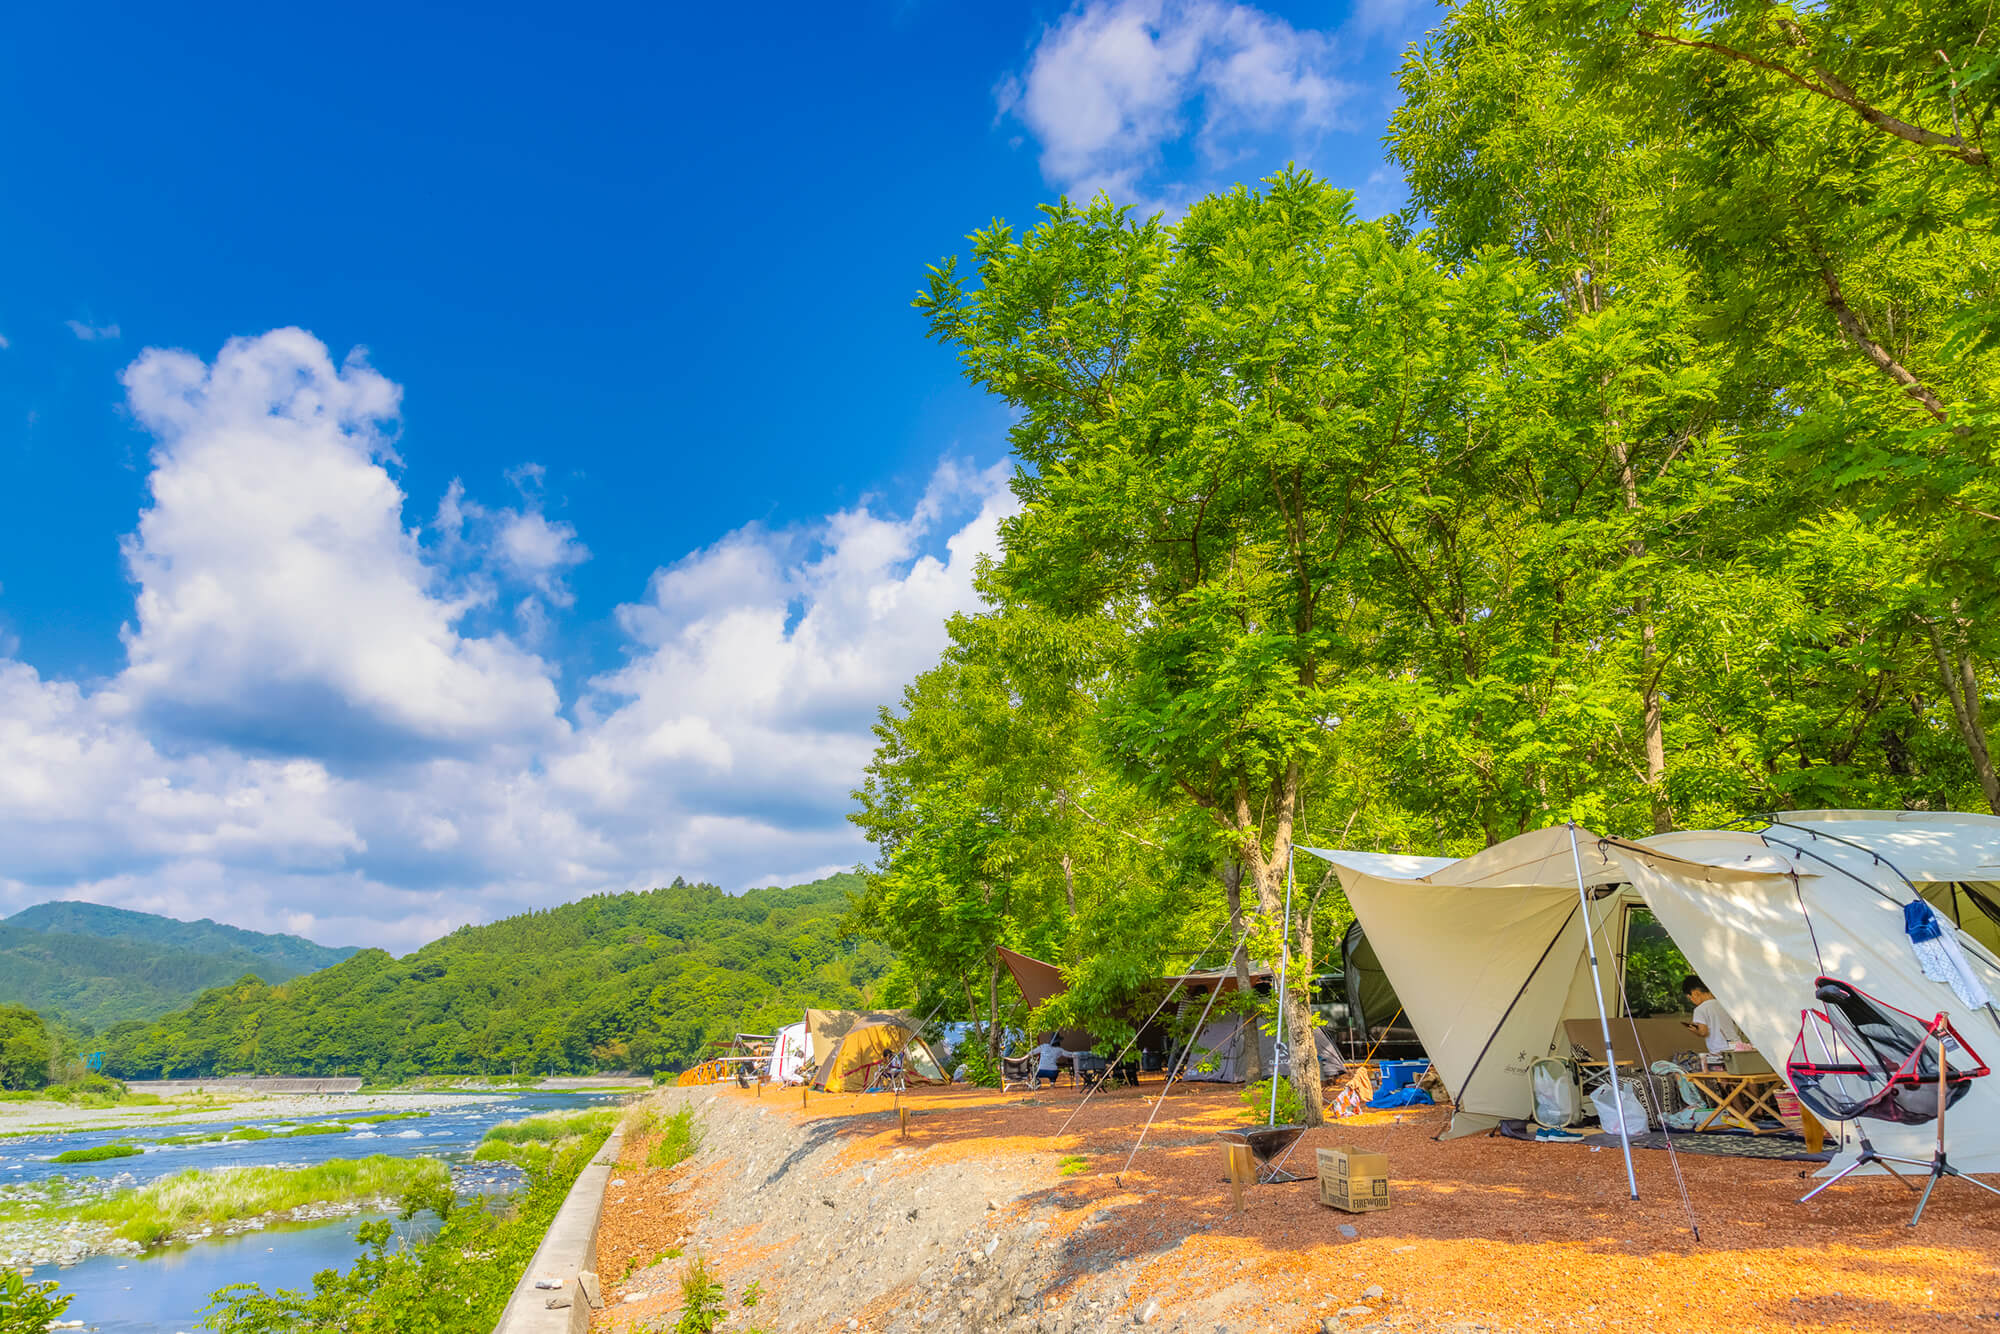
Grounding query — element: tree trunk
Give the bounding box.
[1061,852,1076,915]
[1927,622,2000,815]
[1233,764,1324,1126]
[1221,858,1263,1084]
[1610,435,1670,834]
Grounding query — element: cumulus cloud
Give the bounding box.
[0,329,1008,950]
[117,330,565,764]
[66,319,121,341]
[999,0,1352,204]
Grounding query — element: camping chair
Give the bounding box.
[1074,1053,1110,1089]
[1000,1053,1037,1092]
[1787,976,1999,1225]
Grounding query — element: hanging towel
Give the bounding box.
[1904,897,1994,1009]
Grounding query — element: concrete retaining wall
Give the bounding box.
[492,1127,624,1334]
[123,1077,365,1095]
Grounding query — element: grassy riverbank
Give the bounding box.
[84,1156,450,1246]
[201,1105,621,1332]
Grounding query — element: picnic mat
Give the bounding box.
[1583,1130,1835,1162]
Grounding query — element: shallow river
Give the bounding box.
[11,1089,615,1333]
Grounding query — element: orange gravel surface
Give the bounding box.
[594,1080,2000,1332]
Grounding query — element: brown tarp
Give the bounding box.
[996,947,1094,1050]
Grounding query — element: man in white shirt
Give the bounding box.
[1029,1035,1069,1089]
[1682,975,1745,1054]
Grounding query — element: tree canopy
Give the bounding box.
[856,0,1999,1124]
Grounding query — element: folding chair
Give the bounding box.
[1786,976,1998,1226]
[999,1053,1037,1092]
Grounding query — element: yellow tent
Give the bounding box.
[813,1020,947,1092]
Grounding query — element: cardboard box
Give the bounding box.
[1317,1146,1392,1213]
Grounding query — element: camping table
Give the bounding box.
[1680,1070,1788,1135]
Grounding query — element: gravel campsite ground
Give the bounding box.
[594,1082,2000,1334]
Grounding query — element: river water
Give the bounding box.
[8,1089,617,1333]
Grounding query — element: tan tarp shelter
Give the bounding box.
[812,1019,947,1092]
[1306,812,2000,1179]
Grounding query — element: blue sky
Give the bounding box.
[0,1,1434,950]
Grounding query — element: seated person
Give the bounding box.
[1029,1035,1069,1089]
[1682,974,1746,1056]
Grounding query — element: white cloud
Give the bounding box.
[66,319,121,341]
[0,333,10,350]
[999,0,1352,204]
[117,330,565,762]
[0,329,1009,951]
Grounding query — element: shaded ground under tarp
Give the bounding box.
[1583,1130,1835,1163]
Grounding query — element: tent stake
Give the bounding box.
[1569,822,1640,1201]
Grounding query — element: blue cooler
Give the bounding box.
[1377,1059,1430,1092]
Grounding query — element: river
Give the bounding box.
[8,1089,617,1333]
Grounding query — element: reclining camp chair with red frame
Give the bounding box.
[1786,976,1998,1225]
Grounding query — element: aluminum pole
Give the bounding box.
[1271,844,1295,1126]
[1569,822,1639,1200]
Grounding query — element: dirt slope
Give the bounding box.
[592,1082,2000,1334]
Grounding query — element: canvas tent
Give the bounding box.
[1305,812,2000,1179]
[812,1019,948,1092]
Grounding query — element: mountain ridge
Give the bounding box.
[0,901,359,1030]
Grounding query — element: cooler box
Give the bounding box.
[1377,1059,1429,1092]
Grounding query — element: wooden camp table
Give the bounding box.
[1680,1070,1789,1136]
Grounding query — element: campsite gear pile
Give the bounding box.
[1316,1145,1392,1213]
[1302,810,2000,1198]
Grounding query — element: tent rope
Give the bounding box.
[1623,1020,1702,1243]
[1053,912,1237,1141]
[1110,921,1249,1188]
[1359,1006,1405,1065]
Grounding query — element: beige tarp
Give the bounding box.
[1308,814,2000,1176]
[1305,826,1754,1137]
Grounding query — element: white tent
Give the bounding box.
[765,1020,811,1085]
[1306,813,2000,1179]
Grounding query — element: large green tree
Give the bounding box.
[919,173,1560,1121]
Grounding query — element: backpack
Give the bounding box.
[1531,1057,1583,1128]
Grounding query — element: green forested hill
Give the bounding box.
[7,901,355,975]
[0,903,357,1030]
[100,873,892,1081]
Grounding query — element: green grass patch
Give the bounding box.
[51,1143,143,1164]
[79,1155,450,1248]
[474,1106,617,1176]
[1058,1154,1089,1176]
[650,1105,703,1169]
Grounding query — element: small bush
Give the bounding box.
[650,1105,703,1169]
[675,1253,727,1334]
[1241,1077,1304,1125]
[0,1269,71,1328]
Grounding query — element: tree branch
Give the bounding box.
[1636,27,1990,168]
[1815,259,1952,422]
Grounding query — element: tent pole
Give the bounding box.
[1568,822,1639,1201]
[1271,844,1295,1126]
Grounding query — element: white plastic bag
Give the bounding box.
[1590,1079,1648,1136]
